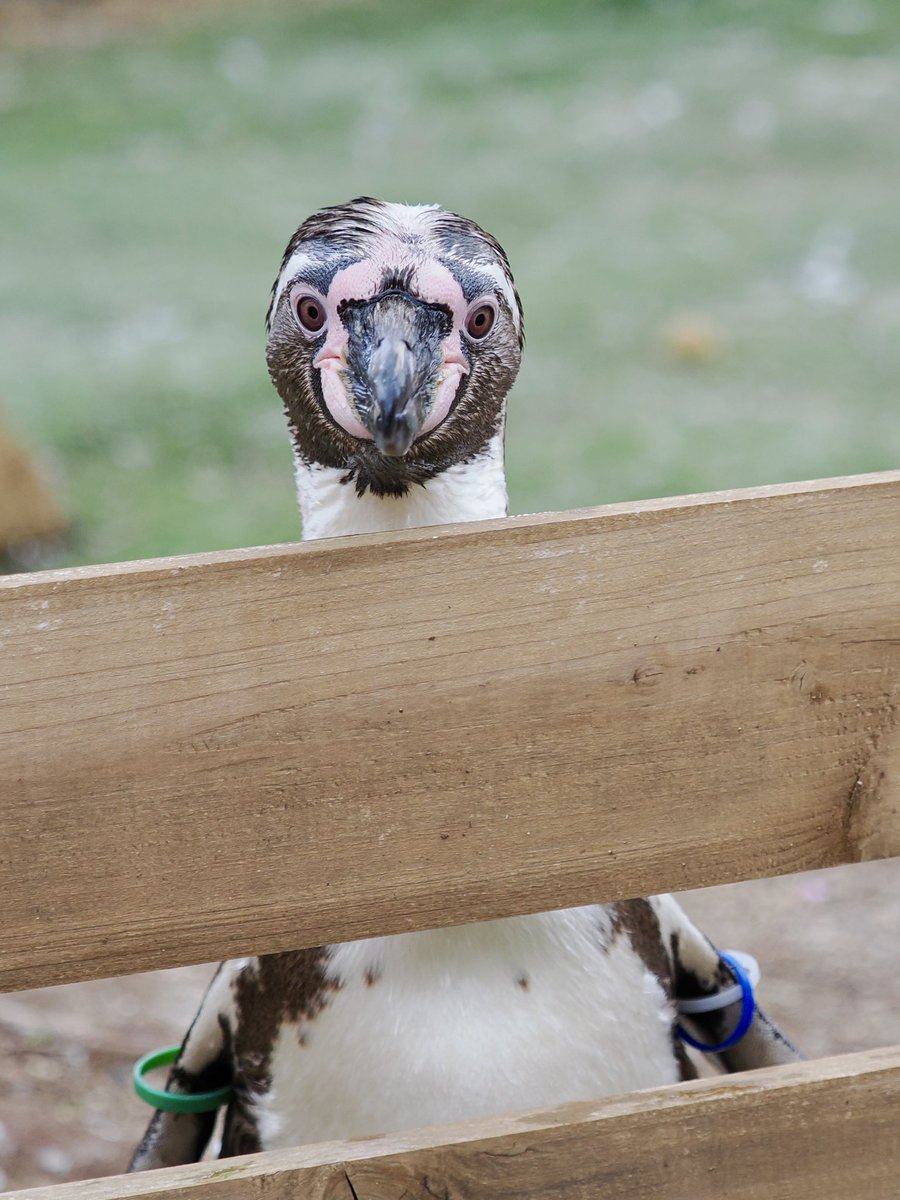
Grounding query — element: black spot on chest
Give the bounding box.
[232,949,340,1090]
[611,899,673,999]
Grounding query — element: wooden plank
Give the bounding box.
[9,1046,900,1200]
[2,472,899,991]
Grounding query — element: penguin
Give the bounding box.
[130,198,800,1170]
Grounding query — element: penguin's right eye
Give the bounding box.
[294,295,327,335]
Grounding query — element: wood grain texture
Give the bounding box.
[10,1046,900,1200]
[2,472,899,991]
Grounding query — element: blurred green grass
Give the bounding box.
[2,0,899,567]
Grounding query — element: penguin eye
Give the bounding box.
[464,301,497,341]
[294,294,327,335]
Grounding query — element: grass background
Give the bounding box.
[2,0,899,568]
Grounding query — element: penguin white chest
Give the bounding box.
[254,906,679,1148]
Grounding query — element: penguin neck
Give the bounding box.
[294,431,509,541]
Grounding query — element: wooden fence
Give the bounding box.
[2,470,899,1198]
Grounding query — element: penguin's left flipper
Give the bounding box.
[655,895,803,1072]
[129,963,237,1171]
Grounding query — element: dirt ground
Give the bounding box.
[2,858,899,1192]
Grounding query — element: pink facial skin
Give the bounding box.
[290,244,485,445]
[288,283,372,441]
[420,358,468,435]
[315,353,370,440]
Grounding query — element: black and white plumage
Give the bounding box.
[129,199,800,1170]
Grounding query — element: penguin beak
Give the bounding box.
[342,292,451,457]
[366,335,421,457]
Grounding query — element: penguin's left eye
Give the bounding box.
[294,294,327,335]
[464,301,497,340]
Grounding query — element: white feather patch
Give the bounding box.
[293,432,508,540]
[254,906,678,1147]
